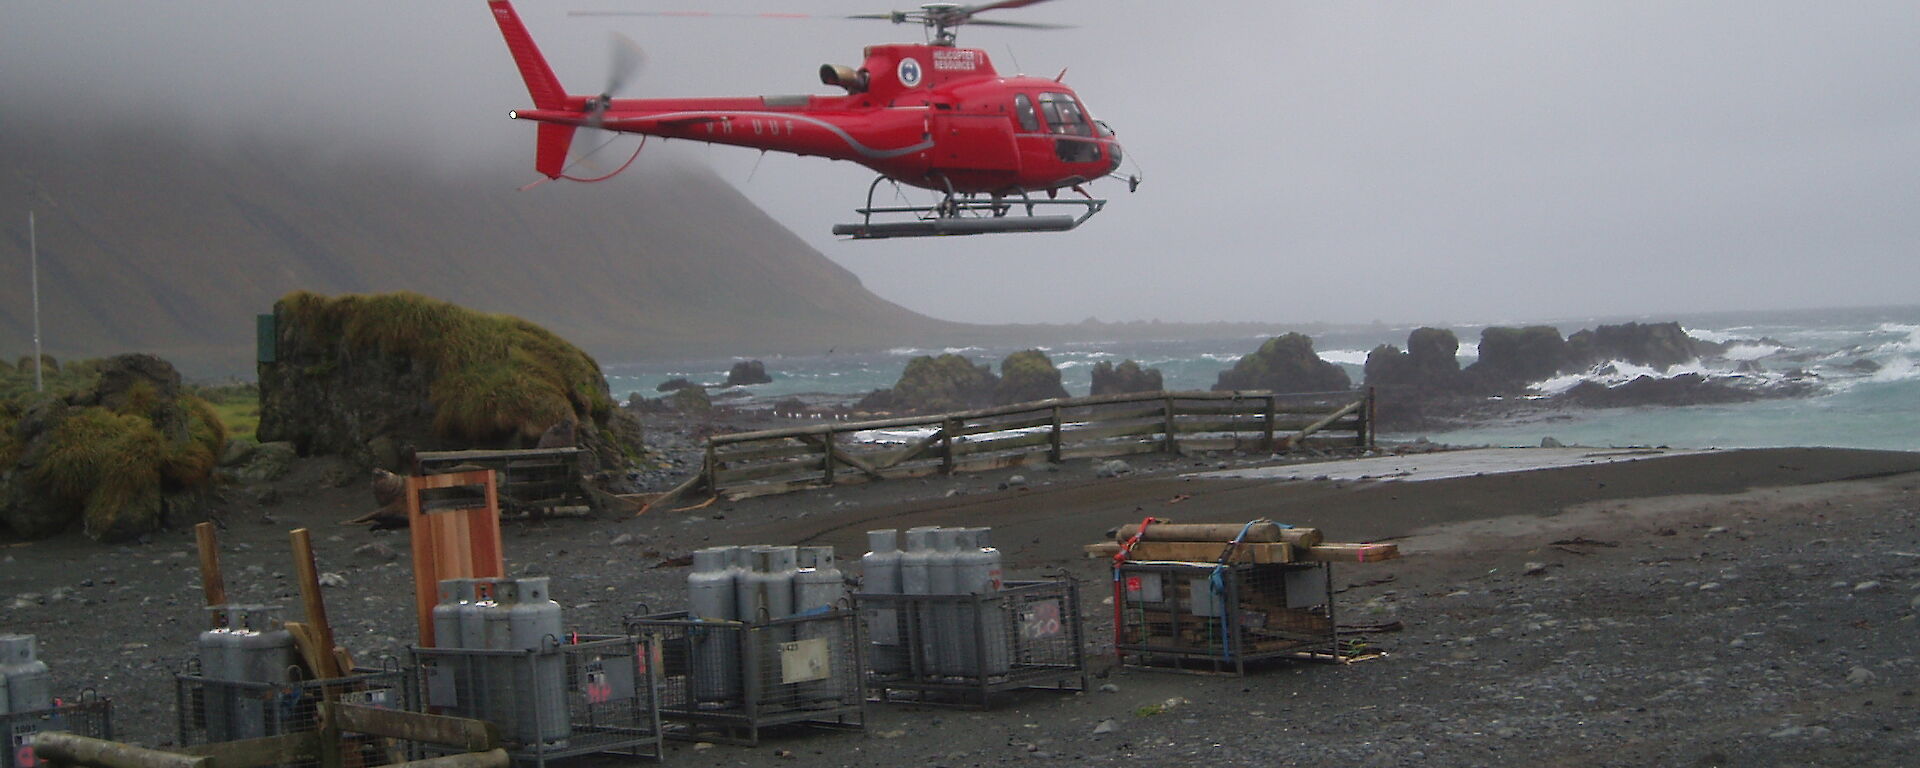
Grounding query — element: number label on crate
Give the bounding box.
[1019,599,1063,640]
[778,638,831,684]
[12,723,42,768]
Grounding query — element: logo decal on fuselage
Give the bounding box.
[897,57,923,88]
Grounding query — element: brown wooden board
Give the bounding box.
[406,470,504,647]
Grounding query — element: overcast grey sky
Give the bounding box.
[6,1,1917,326]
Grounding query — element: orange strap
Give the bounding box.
[1114,516,1163,564]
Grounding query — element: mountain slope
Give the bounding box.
[0,115,961,375]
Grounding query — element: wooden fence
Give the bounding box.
[654,388,1374,505]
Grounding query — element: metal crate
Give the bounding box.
[856,580,1087,708]
[1114,561,1339,674]
[176,662,404,748]
[407,634,663,767]
[4,692,112,768]
[626,610,865,746]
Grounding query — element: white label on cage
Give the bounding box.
[338,688,395,709]
[1123,573,1163,603]
[779,638,831,684]
[1284,567,1324,609]
[1020,599,1063,640]
[870,608,900,645]
[425,663,457,708]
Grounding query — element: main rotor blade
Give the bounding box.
[963,19,1071,30]
[963,0,1060,14]
[570,10,831,20]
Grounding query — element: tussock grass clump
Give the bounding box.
[279,291,613,443]
[32,408,167,541]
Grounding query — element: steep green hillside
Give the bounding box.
[0,116,958,375]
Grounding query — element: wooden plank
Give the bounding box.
[1298,542,1400,563]
[868,427,946,470]
[711,456,825,485]
[28,733,212,768]
[1113,522,1323,547]
[1172,417,1269,434]
[948,430,1055,456]
[949,452,1042,474]
[175,733,319,768]
[951,413,1055,436]
[711,440,816,463]
[194,522,225,628]
[1071,405,1165,423]
[1061,419,1165,442]
[1170,400,1273,416]
[1086,540,1290,564]
[407,470,504,647]
[1285,399,1365,448]
[388,750,511,768]
[415,447,582,463]
[330,703,500,752]
[289,528,342,679]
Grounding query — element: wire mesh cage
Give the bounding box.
[406,634,663,767]
[4,692,113,768]
[626,609,865,746]
[175,661,405,767]
[1113,561,1340,674]
[856,580,1087,708]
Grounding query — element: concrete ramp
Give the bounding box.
[1188,447,1708,484]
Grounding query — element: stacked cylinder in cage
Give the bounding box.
[0,634,53,716]
[191,606,297,741]
[684,544,848,706]
[429,577,570,746]
[861,526,1008,678]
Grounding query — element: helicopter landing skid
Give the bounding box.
[832,184,1106,239]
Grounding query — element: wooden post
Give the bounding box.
[1048,404,1063,463]
[1262,395,1277,453]
[289,528,343,679]
[703,440,718,493]
[941,418,956,475]
[194,522,226,628]
[819,427,836,486]
[1364,386,1377,448]
[1161,394,1177,454]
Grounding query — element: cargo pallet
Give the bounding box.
[627,610,865,746]
[856,580,1087,708]
[1114,561,1352,675]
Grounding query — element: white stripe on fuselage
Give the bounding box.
[606,110,934,160]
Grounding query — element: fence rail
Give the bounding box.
[654,389,1374,505]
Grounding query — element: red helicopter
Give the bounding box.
[487,0,1136,238]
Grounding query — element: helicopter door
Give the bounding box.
[929,113,1020,172]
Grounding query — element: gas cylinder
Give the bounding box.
[191,607,236,740]
[0,634,52,715]
[462,580,508,725]
[860,530,906,674]
[226,606,291,740]
[506,578,570,746]
[792,546,846,702]
[929,529,967,675]
[956,529,1010,677]
[687,547,742,703]
[899,527,937,677]
[738,547,796,625]
[433,578,475,649]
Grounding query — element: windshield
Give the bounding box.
[1038,92,1092,136]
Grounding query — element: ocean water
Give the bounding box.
[603,305,1920,452]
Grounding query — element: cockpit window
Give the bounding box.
[1038,92,1091,136]
[1014,94,1040,132]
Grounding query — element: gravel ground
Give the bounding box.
[3,435,1917,767]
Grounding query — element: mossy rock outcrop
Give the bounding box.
[1213,334,1351,393]
[885,354,999,413]
[995,350,1068,405]
[1090,360,1163,396]
[256,291,643,475]
[0,354,224,541]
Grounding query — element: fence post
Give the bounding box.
[1364,387,1377,449]
[1161,394,1177,455]
[1262,395,1276,453]
[820,426,836,486]
[703,441,717,493]
[941,418,956,475]
[1049,404,1063,463]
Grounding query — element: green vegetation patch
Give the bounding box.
[279,291,613,443]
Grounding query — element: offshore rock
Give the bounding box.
[655,377,695,393]
[1565,321,1701,369]
[995,349,1069,405]
[1213,333,1351,393]
[725,360,773,386]
[1466,326,1570,392]
[888,354,999,413]
[1090,360,1163,396]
